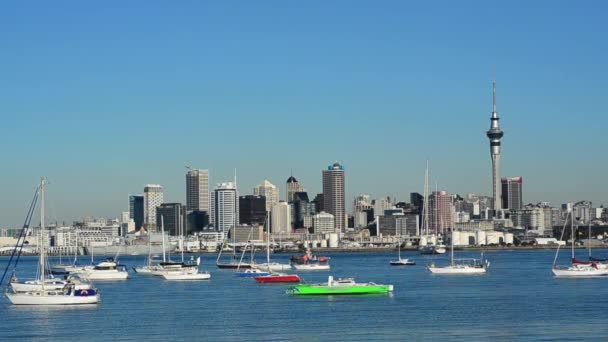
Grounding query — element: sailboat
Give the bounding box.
[552,211,608,277]
[418,161,446,255]
[6,178,100,305]
[255,215,292,272]
[132,230,164,275]
[234,228,269,277]
[162,220,210,281]
[389,235,415,266]
[427,227,489,275]
[255,215,300,283]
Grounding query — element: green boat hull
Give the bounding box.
[289,284,392,295]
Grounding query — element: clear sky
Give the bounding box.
[1,1,606,227]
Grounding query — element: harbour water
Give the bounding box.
[1,249,608,341]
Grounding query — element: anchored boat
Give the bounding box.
[288,276,393,295]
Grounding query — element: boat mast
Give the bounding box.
[40,178,46,288]
[161,215,166,263]
[571,211,575,260]
[422,160,429,237]
[588,204,592,259]
[450,223,454,267]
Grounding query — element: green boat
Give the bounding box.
[288,276,394,295]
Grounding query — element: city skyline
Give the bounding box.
[1,1,607,227]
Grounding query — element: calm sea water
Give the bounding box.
[1,249,608,341]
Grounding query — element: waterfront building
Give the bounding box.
[573,201,593,224]
[239,195,267,226]
[271,201,291,234]
[186,210,209,233]
[322,162,345,232]
[143,184,163,231]
[377,210,417,237]
[186,169,209,213]
[353,194,372,227]
[286,175,304,203]
[313,211,335,234]
[312,193,324,214]
[501,177,523,210]
[429,191,453,233]
[214,182,238,234]
[254,180,279,212]
[209,191,215,225]
[372,197,393,217]
[230,225,264,243]
[156,203,187,236]
[292,192,316,229]
[486,80,504,216]
[128,195,144,231]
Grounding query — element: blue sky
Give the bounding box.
[1,1,606,227]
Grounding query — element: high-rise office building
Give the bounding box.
[143,184,163,230]
[429,191,453,234]
[501,177,523,210]
[313,211,335,234]
[156,203,186,236]
[209,191,215,225]
[186,169,209,212]
[322,162,345,233]
[271,201,291,234]
[129,195,144,231]
[239,195,267,226]
[286,176,304,203]
[353,194,372,228]
[254,180,279,212]
[486,80,504,216]
[292,192,316,229]
[214,182,238,234]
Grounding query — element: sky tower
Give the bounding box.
[486,80,504,216]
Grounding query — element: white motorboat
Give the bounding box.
[4,178,100,305]
[75,258,129,280]
[292,263,331,271]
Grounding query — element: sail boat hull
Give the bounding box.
[390,259,416,266]
[552,266,608,277]
[7,292,100,305]
[428,265,487,274]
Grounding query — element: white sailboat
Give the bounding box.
[418,161,446,255]
[6,178,100,305]
[162,218,210,281]
[552,211,608,277]
[72,232,129,280]
[256,215,292,272]
[133,225,165,275]
[428,228,489,275]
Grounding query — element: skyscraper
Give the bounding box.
[186,169,209,212]
[128,195,144,231]
[214,182,238,234]
[292,192,316,229]
[286,175,304,202]
[322,162,345,233]
[253,180,279,212]
[239,195,267,226]
[501,177,523,210]
[143,184,163,230]
[486,80,504,216]
[156,203,186,236]
[271,201,291,234]
[429,191,453,234]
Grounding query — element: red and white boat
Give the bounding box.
[255,273,301,283]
